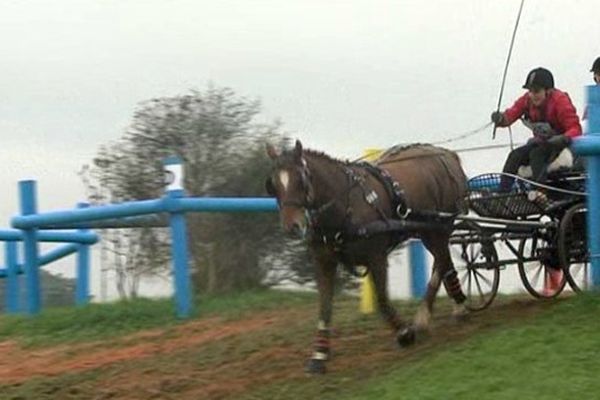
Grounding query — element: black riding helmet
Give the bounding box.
[522,67,554,90]
[590,57,600,73]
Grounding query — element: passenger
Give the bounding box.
[490,67,582,191]
[582,57,600,120]
[591,56,600,85]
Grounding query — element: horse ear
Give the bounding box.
[293,140,303,160]
[266,143,279,160]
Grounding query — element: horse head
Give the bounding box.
[266,140,314,238]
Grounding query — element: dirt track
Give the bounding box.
[0,297,553,399]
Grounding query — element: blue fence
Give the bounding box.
[6,160,429,318]
[9,157,278,318]
[0,227,98,313]
[6,85,600,317]
[573,84,600,285]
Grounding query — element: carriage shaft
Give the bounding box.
[454,214,553,229]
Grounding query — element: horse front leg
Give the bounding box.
[305,250,337,375]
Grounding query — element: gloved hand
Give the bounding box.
[527,136,544,145]
[490,111,505,125]
[546,134,571,150]
[532,122,555,140]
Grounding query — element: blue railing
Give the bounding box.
[572,85,600,286]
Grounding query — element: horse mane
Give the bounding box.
[278,147,352,168]
[281,142,453,168]
[304,144,438,162]
[303,149,351,166]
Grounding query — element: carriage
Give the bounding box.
[452,161,589,311]
[266,139,592,373]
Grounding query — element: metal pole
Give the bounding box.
[164,156,192,318]
[585,85,600,286]
[409,240,428,298]
[5,241,19,313]
[19,180,40,314]
[0,243,81,278]
[76,203,91,305]
[100,228,108,302]
[573,85,600,287]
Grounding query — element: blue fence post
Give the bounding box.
[164,156,192,318]
[5,241,19,313]
[584,85,600,286]
[19,180,41,315]
[409,240,428,298]
[75,202,91,305]
[573,85,600,287]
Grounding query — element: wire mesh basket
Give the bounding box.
[467,174,544,218]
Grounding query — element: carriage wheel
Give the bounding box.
[451,236,500,311]
[558,203,589,292]
[517,234,566,299]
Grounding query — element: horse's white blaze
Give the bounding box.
[279,170,290,193]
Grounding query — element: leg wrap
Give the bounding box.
[312,329,331,359]
[443,270,466,304]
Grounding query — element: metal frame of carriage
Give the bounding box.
[447,169,589,311]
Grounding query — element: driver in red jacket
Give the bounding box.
[491,67,582,191]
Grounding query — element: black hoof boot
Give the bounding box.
[396,326,416,348]
[305,358,327,375]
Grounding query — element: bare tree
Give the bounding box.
[82,85,311,296]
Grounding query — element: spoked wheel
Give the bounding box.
[517,234,566,299]
[558,203,589,292]
[451,234,500,311]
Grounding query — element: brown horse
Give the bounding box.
[266,140,468,374]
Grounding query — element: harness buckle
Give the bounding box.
[321,232,344,247]
[396,203,411,218]
[365,190,379,204]
[334,232,343,244]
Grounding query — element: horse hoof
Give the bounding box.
[396,326,416,348]
[452,309,470,324]
[305,358,327,375]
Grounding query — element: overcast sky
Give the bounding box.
[1,0,598,297]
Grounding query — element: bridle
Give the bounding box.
[284,158,315,208]
[267,153,412,273]
[267,158,315,209]
[267,157,352,225]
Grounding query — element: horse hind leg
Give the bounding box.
[368,256,415,347]
[444,267,469,322]
[413,265,442,333]
[433,240,469,321]
[413,236,468,332]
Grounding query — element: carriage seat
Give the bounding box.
[517,147,574,178]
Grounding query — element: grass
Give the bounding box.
[230,293,600,400]
[3,290,600,399]
[336,293,600,400]
[0,289,316,347]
